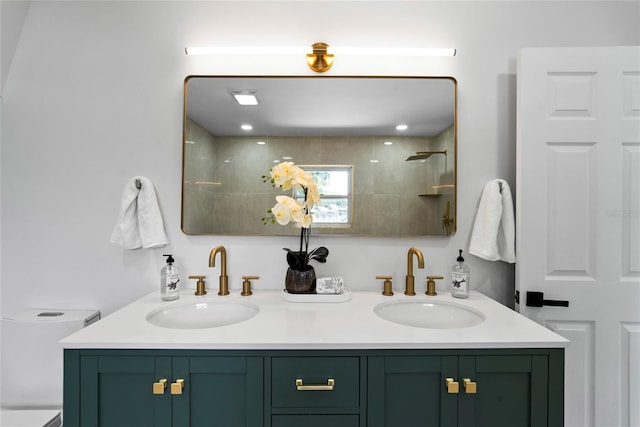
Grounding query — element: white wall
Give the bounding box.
[1,1,639,321]
[1,0,30,93]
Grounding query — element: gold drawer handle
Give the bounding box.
[295,378,335,391]
[171,379,185,395]
[445,377,459,394]
[153,378,167,395]
[463,378,477,394]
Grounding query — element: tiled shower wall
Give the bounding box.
[183,118,455,236]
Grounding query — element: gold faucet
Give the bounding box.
[405,247,424,295]
[209,246,229,296]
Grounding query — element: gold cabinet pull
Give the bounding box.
[152,378,167,395]
[445,378,459,394]
[463,378,477,394]
[295,378,335,391]
[171,379,185,395]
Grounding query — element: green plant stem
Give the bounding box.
[299,187,309,261]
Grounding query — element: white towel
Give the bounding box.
[110,177,169,249]
[469,179,515,263]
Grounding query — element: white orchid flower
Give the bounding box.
[270,203,292,225]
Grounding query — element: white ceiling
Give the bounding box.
[185,76,456,137]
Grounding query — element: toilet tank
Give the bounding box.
[1,309,100,408]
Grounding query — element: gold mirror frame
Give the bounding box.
[182,76,457,237]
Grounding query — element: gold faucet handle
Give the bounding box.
[188,275,207,296]
[426,275,444,296]
[376,276,394,296]
[241,276,259,296]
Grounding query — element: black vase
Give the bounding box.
[285,266,316,294]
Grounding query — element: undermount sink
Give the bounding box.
[146,300,259,329]
[374,299,485,329]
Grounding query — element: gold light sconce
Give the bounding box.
[306,42,334,73]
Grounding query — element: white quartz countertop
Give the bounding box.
[60,290,568,350]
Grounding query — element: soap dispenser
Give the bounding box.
[451,249,470,299]
[161,254,180,301]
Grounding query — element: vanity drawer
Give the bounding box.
[271,357,360,409]
[272,415,359,427]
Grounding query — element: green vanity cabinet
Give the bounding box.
[63,350,263,427]
[64,348,562,427]
[367,349,564,427]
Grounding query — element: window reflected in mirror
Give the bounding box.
[294,165,353,227]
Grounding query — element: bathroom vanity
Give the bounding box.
[62,291,567,427]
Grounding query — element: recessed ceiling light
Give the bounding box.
[241,124,253,131]
[224,159,231,163]
[282,156,293,160]
[396,124,408,131]
[370,159,380,163]
[257,141,266,145]
[273,159,281,163]
[384,141,393,145]
[231,91,260,106]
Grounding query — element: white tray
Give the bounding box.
[281,288,352,303]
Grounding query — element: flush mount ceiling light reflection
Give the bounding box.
[185,43,456,73]
[231,91,260,106]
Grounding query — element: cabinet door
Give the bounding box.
[458,355,549,427]
[80,355,172,427]
[368,356,458,427]
[174,356,263,427]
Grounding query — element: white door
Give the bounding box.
[516,47,640,427]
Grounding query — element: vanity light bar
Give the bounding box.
[185,46,456,57]
[185,46,309,55]
[332,47,456,57]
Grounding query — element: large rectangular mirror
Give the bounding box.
[182,76,456,237]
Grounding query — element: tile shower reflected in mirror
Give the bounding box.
[182,76,456,237]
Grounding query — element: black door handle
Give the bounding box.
[525,291,569,307]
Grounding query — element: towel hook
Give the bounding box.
[135,179,141,190]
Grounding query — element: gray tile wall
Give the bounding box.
[183,118,455,236]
